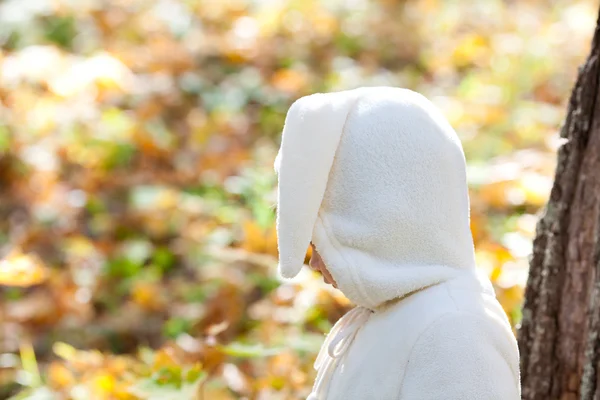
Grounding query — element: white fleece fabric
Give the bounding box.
[275,87,520,399]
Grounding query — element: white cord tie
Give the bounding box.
[307,306,372,400]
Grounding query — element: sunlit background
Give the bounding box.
[0,0,597,398]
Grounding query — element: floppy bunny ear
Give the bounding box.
[275,90,363,278]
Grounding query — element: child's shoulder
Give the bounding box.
[373,274,508,338]
[368,282,460,344]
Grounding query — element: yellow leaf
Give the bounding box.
[518,173,552,207]
[152,348,179,370]
[494,245,514,265]
[485,106,508,125]
[270,375,286,390]
[496,285,524,318]
[490,266,503,282]
[156,188,179,209]
[92,373,116,395]
[452,34,489,67]
[49,52,134,98]
[0,251,48,287]
[53,342,77,361]
[311,13,337,37]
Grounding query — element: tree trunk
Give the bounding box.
[518,7,600,400]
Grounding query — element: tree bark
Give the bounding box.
[518,7,600,400]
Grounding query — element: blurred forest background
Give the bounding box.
[0,0,597,399]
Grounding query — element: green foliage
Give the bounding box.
[43,16,76,49]
[163,317,193,339]
[219,342,283,359]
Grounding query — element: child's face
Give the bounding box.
[309,243,337,288]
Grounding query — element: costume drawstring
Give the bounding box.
[307,306,372,400]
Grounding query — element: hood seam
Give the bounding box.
[317,212,378,308]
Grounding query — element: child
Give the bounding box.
[274,87,520,399]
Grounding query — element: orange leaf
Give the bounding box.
[131,281,165,311]
[241,220,267,253]
[48,362,75,389]
[271,69,307,94]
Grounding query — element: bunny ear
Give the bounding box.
[275,90,363,279]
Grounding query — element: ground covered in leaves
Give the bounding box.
[0,0,597,399]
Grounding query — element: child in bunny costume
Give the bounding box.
[274,87,520,400]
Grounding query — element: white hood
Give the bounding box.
[275,87,476,309]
